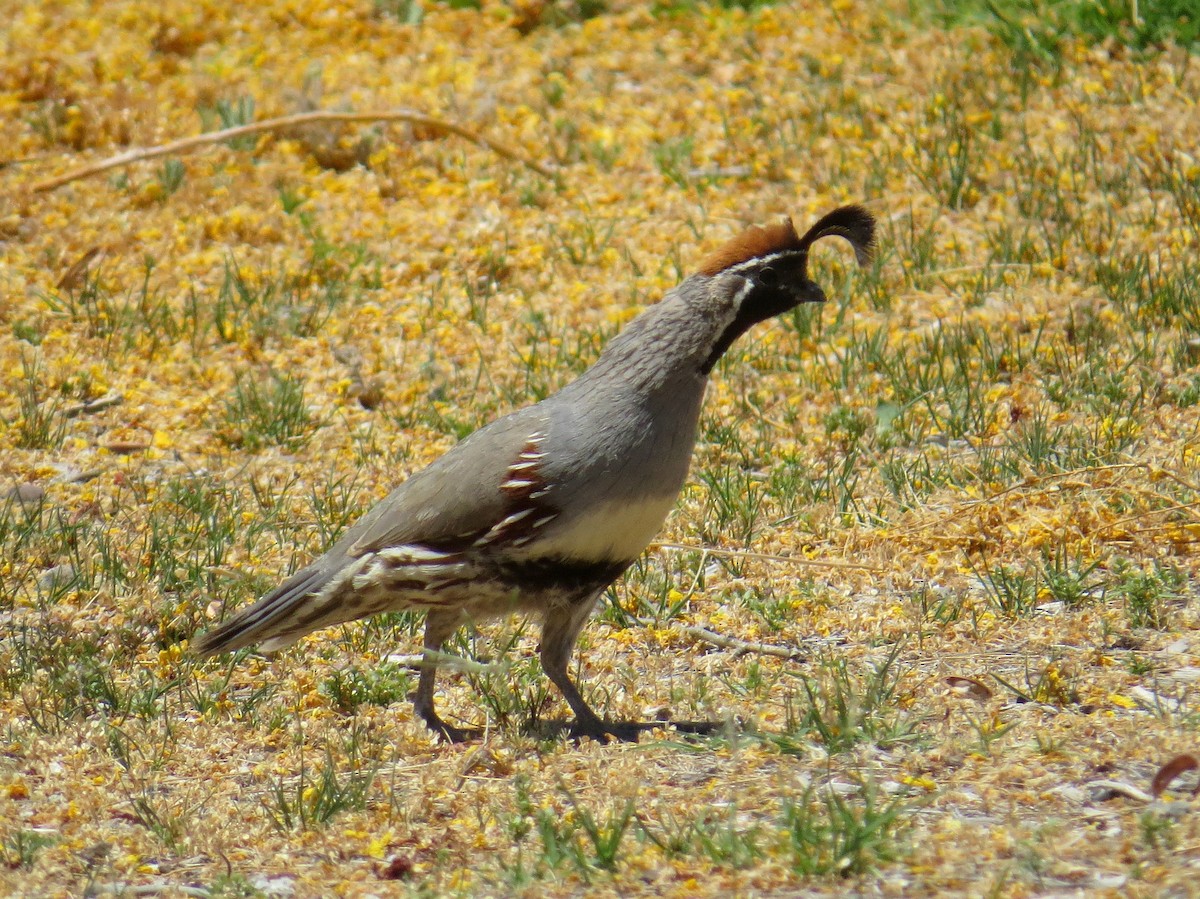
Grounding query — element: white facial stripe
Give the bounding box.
[729,277,754,311]
[702,278,749,341]
[717,248,804,277]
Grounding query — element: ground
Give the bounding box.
[1,0,1199,896]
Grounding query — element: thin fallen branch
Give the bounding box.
[1155,466,1200,499]
[392,625,806,665]
[651,541,883,572]
[888,462,1147,539]
[63,392,124,418]
[32,109,557,193]
[1103,497,1200,532]
[634,616,805,660]
[384,650,501,676]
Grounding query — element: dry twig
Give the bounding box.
[31,109,557,193]
[652,541,883,572]
[633,616,806,660]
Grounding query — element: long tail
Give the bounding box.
[194,558,363,655]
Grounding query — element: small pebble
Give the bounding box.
[4,483,46,510]
[38,564,77,591]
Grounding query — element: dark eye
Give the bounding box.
[758,266,779,287]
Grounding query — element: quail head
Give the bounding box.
[196,205,877,743]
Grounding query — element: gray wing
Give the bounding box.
[344,407,551,556]
[194,406,551,655]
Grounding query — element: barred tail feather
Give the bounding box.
[194,560,357,656]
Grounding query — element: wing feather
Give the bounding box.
[196,407,553,654]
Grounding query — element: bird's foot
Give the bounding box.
[666,720,721,735]
[567,717,643,744]
[567,718,724,742]
[419,712,481,744]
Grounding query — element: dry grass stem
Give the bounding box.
[31,109,557,193]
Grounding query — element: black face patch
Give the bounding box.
[694,206,876,376]
[698,250,821,374]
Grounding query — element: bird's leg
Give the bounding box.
[413,609,475,743]
[540,594,639,743]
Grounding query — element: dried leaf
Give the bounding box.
[1151,753,1198,797]
[458,746,512,783]
[1089,779,1153,804]
[102,441,149,455]
[944,675,992,702]
[378,855,414,880]
[55,246,104,290]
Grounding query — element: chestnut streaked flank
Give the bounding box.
[196,205,877,743]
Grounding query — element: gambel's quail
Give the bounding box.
[196,205,876,742]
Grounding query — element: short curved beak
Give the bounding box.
[796,280,827,304]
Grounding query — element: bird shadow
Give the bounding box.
[434,718,727,745]
[528,717,723,744]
